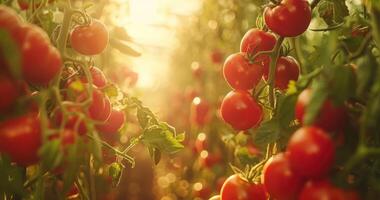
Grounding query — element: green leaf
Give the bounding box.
[253,120,280,150]
[175,132,186,142]
[142,125,184,154]
[0,29,21,78]
[318,0,349,26]
[148,147,161,165]
[276,94,297,129]
[137,108,150,129]
[109,162,123,187]
[355,54,377,96]
[63,142,81,193]
[0,156,24,197]
[329,65,356,105]
[304,81,328,125]
[38,139,63,170]
[234,147,260,165]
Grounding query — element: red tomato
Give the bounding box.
[287,126,335,178]
[262,153,304,200]
[0,113,41,166]
[78,89,111,122]
[263,56,299,90]
[53,105,87,135]
[0,76,20,112]
[240,28,276,58]
[96,109,125,143]
[220,174,267,200]
[299,180,360,200]
[200,151,221,168]
[295,89,347,132]
[15,24,62,85]
[0,5,22,31]
[211,50,224,64]
[223,53,263,90]
[102,149,117,164]
[70,20,109,55]
[220,90,263,130]
[264,0,311,37]
[190,97,211,127]
[81,66,107,88]
[194,185,211,200]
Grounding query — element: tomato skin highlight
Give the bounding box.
[220,174,267,200]
[263,56,299,90]
[240,28,276,57]
[220,90,263,130]
[0,113,41,166]
[223,53,263,90]
[295,89,347,132]
[287,126,335,178]
[262,153,304,200]
[264,0,311,37]
[70,20,109,55]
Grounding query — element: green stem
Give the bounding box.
[87,135,135,167]
[267,36,284,109]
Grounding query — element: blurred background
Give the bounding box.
[96,0,263,199]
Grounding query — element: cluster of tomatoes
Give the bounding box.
[219,0,305,131]
[262,88,360,200]
[213,0,365,199]
[0,5,62,166]
[0,4,127,171]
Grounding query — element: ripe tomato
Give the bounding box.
[96,109,126,142]
[287,126,335,178]
[220,174,267,200]
[211,50,223,64]
[200,151,221,168]
[262,153,304,200]
[240,28,276,58]
[264,0,311,37]
[81,66,107,88]
[70,20,109,55]
[190,97,211,127]
[295,89,347,132]
[223,53,263,90]
[263,56,299,90]
[0,5,22,31]
[0,76,20,112]
[220,90,263,130]
[0,113,41,166]
[53,105,87,135]
[194,185,211,200]
[78,89,111,122]
[15,24,62,85]
[299,180,360,200]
